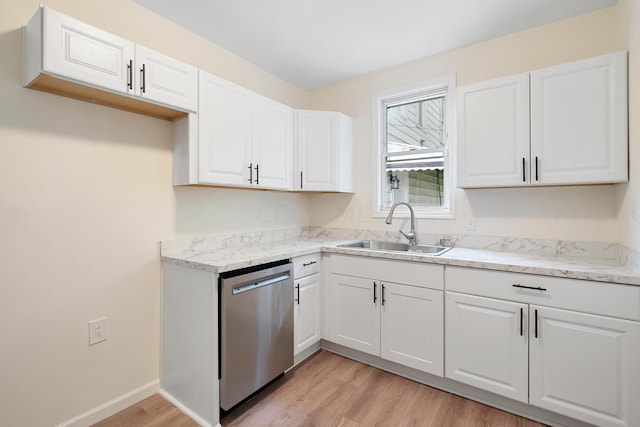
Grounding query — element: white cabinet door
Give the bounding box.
[252,95,293,190]
[41,7,133,94]
[457,73,530,188]
[531,52,628,185]
[381,282,443,375]
[198,71,251,186]
[24,7,197,119]
[530,306,640,427]
[445,292,529,403]
[331,274,380,356]
[295,110,353,192]
[134,45,197,112]
[294,273,320,355]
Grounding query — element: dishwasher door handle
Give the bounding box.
[232,273,290,295]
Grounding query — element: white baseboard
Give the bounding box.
[292,341,322,367]
[159,389,221,427]
[55,380,159,427]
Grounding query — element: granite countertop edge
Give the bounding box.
[160,238,640,286]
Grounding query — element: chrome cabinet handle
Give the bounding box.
[535,156,539,181]
[295,283,300,305]
[300,171,303,189]
[255,164,259,185]
[534,309,539,338]
[381,284,386,306]
[302,261,317,267]
[522,158,526,182]
[373,282,377,303]
[248,163,253,184]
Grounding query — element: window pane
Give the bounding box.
[386,96,445,153]
[384,94,446,209]
[408,170,444,206]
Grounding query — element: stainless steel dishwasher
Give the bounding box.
[219,260,294,411]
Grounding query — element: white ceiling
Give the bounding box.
[133,0,616,90]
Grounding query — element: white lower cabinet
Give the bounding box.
[329,255,444,376]
[293,254,322,355]
[161,262,219,427]
[380,282,443,373]
[530,305,640,426]
[294,273,321,354]
[333,274,380,354]
[445,292,528,402]
[445,266,640,427]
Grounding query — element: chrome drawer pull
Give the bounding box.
[302,261,317,267]
[512,284,547,292]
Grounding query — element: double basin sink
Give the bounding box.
[337,240,451,256]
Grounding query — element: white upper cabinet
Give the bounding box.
[23,6,197,117]
[198,71,252,186]
[295,110,354,192]
[28,7,134,95]
[252,94,293,190]
[198,71,293,190]
[134,45,198,112]
[457,74,530,187]
[458,51,628,188]
[530,52,628,185]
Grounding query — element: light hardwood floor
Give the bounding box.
[94,350,547,427]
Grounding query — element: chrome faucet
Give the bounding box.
[385,202,417,245]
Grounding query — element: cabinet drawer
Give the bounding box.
[445,266,640,321]
[331,254,443,290]
[293,253,321,278]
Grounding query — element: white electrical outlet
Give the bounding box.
[465,216,476,231]
[89,317,107,346]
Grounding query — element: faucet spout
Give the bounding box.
[385,202,417,245]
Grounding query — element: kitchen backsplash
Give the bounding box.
[161,227,304,257]
[304,227,622,259]
[162,226,640,273]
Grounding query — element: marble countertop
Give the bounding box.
[161,237,640,286]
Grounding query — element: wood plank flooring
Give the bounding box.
[94,350,547,427]
[91,393,197,427]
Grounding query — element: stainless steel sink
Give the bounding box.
[337,240,451,256]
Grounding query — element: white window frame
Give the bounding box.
[373,74,457,219]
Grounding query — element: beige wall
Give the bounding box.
[308,6,628,243]
[0,1,310,426]
[1,1,637,426]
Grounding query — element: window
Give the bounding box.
[375,76,456,218]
